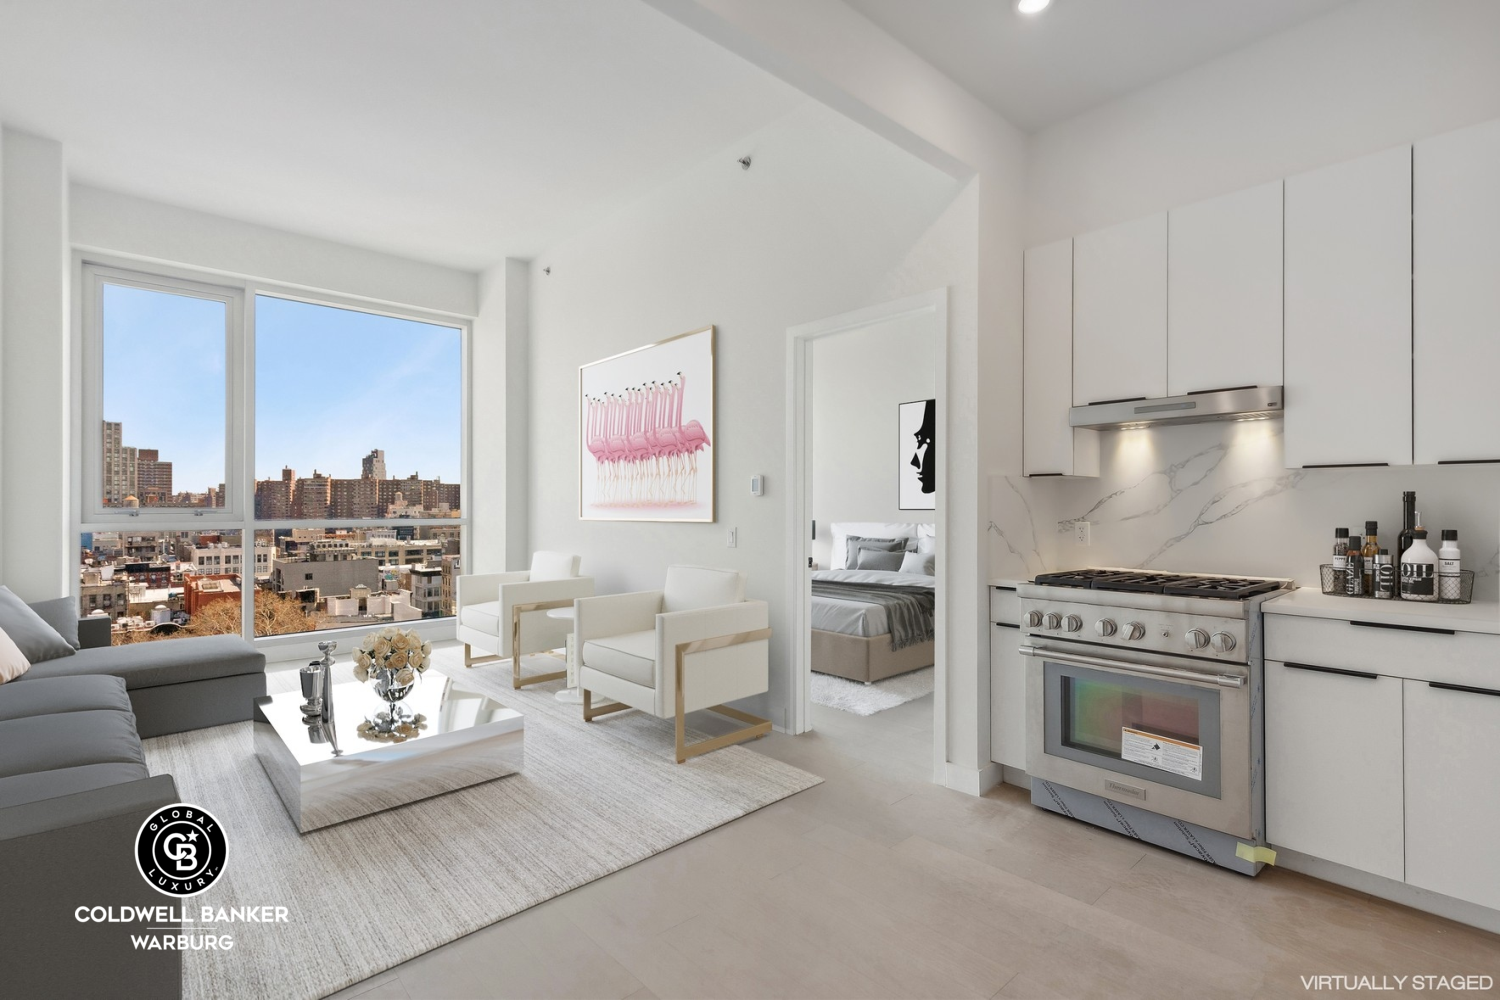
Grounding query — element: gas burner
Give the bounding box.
[1031,568,1285,600]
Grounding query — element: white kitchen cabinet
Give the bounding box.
[989,622,1025,769]
[1283,145,1412,468]
[1167,182,1283,396]
[1414,117,1500,465]
[1073,213,1168,406]
[1023,239,1097,477]
[1265,660,1404,881]
[1403,677,1500,911]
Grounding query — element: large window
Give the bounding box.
[79,263,467,646]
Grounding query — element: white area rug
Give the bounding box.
[143,649,820,1000]
[811,666,934,716]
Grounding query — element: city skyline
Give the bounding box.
[102,284,462,495]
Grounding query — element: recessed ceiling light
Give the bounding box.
[1017,0,1051,13]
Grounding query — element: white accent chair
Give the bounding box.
[575,565,771,763]
[456,552,594,689]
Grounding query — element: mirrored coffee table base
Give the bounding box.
[254,677,524,832]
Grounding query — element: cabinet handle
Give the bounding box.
[1302,462,1390,469]
[1027,472,1065,478]
[993,622,1019,630]
[1429,681,1500,699]
[1349,620,1456,636]
[1283,661,1378,680]
[1437,459,1500,465]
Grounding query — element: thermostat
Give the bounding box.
[750,475,765,497]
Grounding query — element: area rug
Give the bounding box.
[142,648,820,1000]
[811,666,934,716]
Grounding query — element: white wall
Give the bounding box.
[1,129,70,600]
[810,312,936,569]
[469,257,530,574]
[70,184,477,318]
[650,0,1026,791]
[1026,0,1500,245]
[527,100,965,729]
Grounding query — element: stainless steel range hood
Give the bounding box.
[1069,386,1282,430]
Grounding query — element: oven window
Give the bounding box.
[1062,676,1201,758]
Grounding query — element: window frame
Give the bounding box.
[79,262,246,525]
[74,253,472,652]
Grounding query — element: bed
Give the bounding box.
[811,522,936,684]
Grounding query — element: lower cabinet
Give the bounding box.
[1403,678,1500,911]
[989,622,1025,768]
[1265,660,1405,881]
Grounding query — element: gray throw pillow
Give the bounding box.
[29,596,82,650]
[855,548,905,572]
[0,587,76,663]
[844,535,907,568]
[900,551,936,576]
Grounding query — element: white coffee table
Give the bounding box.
[254,676,524,832]
[547,605,584,705]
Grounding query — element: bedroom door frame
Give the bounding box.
[785,288,948,781]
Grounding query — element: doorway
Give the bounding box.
[785,289,947,780]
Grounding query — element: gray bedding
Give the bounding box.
[810,570,936,651]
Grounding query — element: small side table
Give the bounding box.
[546,606,582,704]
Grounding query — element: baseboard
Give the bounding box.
[999,764,1030,789]
[944,761,1002,797]
[1274,847,1500,934]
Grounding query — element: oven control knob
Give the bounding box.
[1123,621,1145,641]
[1024,610,1043,629]
[1185,628,1211,651]
[1211,631,1237,653]
[1043,613,1062,631]
[1064,614,1083,633]
[1095,618,1118,637]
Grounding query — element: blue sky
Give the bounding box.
[103,286,462,494]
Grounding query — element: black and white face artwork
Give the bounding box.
[899,398,936,510]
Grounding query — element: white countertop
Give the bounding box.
[1263,587,1500,635]
[989,578,1029,589]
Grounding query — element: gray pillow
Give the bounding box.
[900,551,936,576]
[844,535,907,568]
[855,548,905,572]
[0,587,76,663]
[29,596,81,650]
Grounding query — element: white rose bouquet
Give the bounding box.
[352,626,433,695]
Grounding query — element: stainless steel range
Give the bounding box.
[1019,568,1291,875]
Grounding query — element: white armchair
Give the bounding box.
[456,552,594,689]
[575,565,771,763]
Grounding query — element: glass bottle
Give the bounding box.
[1332,527,1350,592]
[1345,533,1365,597]
[1362,521,1380,595]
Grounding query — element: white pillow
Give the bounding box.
[0,624,31,684]
[900,551,936,576]
[828,522,921,569]
[916,524,936,554]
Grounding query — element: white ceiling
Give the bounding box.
[0,0,803,271]
[846,0,1352,132]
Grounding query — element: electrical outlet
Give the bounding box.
[1075,521,1092,546]
[727,527,737,548]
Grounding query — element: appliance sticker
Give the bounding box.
[1120,727,1202,780]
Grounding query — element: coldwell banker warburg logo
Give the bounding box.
[135,803,227,896]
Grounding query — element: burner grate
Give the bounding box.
[1032,568,1283,600]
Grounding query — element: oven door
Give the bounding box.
[1022,641,1252,837]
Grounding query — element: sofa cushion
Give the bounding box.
[28,597,82,650]
[19,634,264,690]
[529,551,579,582]
[0,674,131,722]
[0,586,75,664]
[662,566,744,614]
[0,625,30,684]
[0,709,146,779]
[0,761,152,809]
[582,630,657,687]
[460,600,502,636]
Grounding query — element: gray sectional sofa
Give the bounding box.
[0,592,267,1000]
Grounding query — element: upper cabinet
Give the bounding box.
[1023,239,1098,477]
[1072,213,1168,406]
[1284,145,1412,468]
[1167,182,1284,396]
[1414,118,1500,465]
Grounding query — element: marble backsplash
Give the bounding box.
[989,419,1500,601]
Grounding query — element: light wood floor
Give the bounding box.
[331,689,1499,999]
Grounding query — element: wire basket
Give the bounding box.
[1319,564,1473,604]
